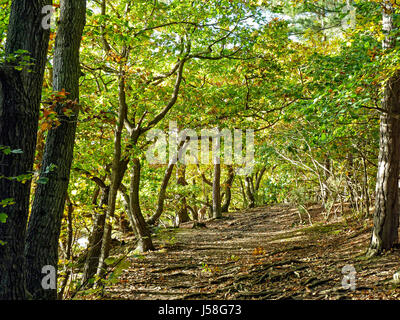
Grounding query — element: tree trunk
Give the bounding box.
[362,156,370,218]
[322,157,330,204]
[239,177,248,208]
[147,139,188,225]
[188,205,199,221]
[0,0,51,300]
[95,73,129,280]
[368,1,400,256]
[255,166,266,192]
[368,70,400,255]
[24,0,86,300]
[127,158,154,252]
[345,153,356,209]
[58,194,74,299]
[213,164,222,219]
[146,162,175,225]
[245,176,255,208]
[176,163,190,225]
[82,185,109,286]
[221,165,234,213]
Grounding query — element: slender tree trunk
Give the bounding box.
[82,185,109,285]
[346,153,356,209]
[322,157,330,204]
[221,165,234,213]
[211,129,222,219]
[95,36,185,273]
[147,140,188,225]
[58,194,74,299]
[189,205,199,221]
[239,177,248,208]
[24,0,86,300]
[362,156,370,218]
[176,163,190,225]
[95,72,129,279]
[0,0,51,300]
[368,1,400,256]
[249,166,266,207]
[127,158,154,252]
[245,176,255,208]
[255,166,266,192]
[213,163,222,218]
[147,163,175,225]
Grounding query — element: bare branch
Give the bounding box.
[73,167,107,189]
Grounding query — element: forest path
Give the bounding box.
[100,204,400,300]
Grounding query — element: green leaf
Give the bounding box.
[36,177,49,185]
[0,213,7,223]
[10,149,23,154]
[0,198,15,207]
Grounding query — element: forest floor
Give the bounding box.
[80,204,400,300]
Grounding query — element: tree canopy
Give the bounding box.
[1,0,400,301]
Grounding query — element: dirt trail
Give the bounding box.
[90,204,400,300]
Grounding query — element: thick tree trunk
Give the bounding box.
[24,0,86,300]
[368,1,400,256]
[368,71,400,255]
[0,0,51,300]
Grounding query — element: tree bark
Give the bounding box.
[24,0,86,300]
[368,1,400,256]
[368,71,400,255]
[57,194,74,299]
[322,157,330,204]
[147,139,189,225]
[244,166,266,209]
[221,165,234,213]
[255,166,266,192]
[146,162,175,225]
[82,185,109,286]
[0,0,51,300]
[95,72,129,280]
[127,158,154,252]
[212,162,222,219]
[239,177,248,208]
[245,176,255,208]
[362,156,370,218]
[175,163,190,225]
